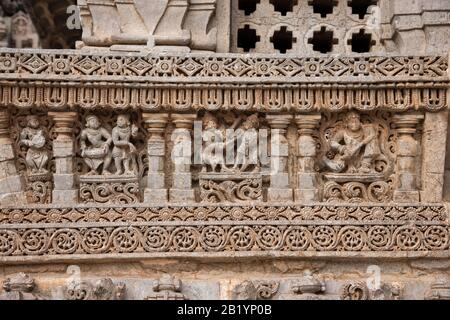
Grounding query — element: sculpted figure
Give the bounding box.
[233,114,260,173]
[19,115,48,174]
[80,115,112,175]
[112,114,139,175]
[323,112,381,174]
[202,112,242,173]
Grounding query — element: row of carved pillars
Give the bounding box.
[0,110,432,205]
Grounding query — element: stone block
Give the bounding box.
[144,188,168,204]
[267,188,293,202]
[53,174,76,190]
[170,189,195,202]
[52,189,78,204]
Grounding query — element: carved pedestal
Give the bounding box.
[295,114,321,202]
[393,114,424,203]
[267,115,293,202]
[170,114,196,203]
[26,172,52,204]
[199,172,263,203]
[143,113,169,204]
[48,112,78,203]
[79,175,140,204]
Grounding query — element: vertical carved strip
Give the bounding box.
[169,113,196,203]
[267,115,293,202]
[421,111,448,202]
[143,113,169,204]
[0,110,26,205]
[393,113,424,203]
[295,114,321,202]
[48,111,78,203]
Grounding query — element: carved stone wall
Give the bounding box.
[1,0,450,301]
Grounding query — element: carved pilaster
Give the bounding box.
[0,110,26,204]
[143,113,169,203]
[267,115,293,202]
[170,114,196,202]
[48,112,78,203]
[295,114,321,202]
[393,113,424,203]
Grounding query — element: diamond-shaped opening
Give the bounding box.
[237,25,260,52]
[348,29,375,53]
[348,0,378,19]
[308,27,338,53]
[238,0,261,15]
[270,26,296,54]
[308,0,338,18]
[269,0,298,16]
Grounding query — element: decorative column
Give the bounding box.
[169,114,196,203]
[0,110,26,204]
[48,112,78,204]
[267,115,293,202]
[295,114,321,202]
[393,113,424,203]
[143,113,169,204]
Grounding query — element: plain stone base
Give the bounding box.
[144,188,168,204]
[394,190,420,203]
[295,189,320,202]
[52,189,78,204]
[0,175,25,194]
[267,188,293,202]
[169,189,195,203]
[0,191,26,206]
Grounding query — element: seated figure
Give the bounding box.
[323,111,381,174]
[80,115,112,175]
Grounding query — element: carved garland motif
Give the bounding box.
[0,205,447,224]
[0,223,448,257]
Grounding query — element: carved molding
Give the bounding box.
[0,218,448,259]
[0,273,46,300]
[64,278,126,300]
[0,52,448,112]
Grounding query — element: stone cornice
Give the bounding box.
[0,50,448,112]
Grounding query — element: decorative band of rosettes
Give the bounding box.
[0,204,447,224]
[0,223,449,257]
[0,51,447,81]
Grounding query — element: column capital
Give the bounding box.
[171,114,197,129]
[143,113,169,138]
[48,112,78,140]
[266,114,293,129]
[393,113,424,134]
[142,113,169,126]
[295,114,321,135]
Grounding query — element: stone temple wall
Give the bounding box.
[0,0,450,300]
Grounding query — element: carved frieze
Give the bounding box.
[145,275,187,300]
[340,281,402,300]
[0,273,46,300]
[64,278,126,300]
